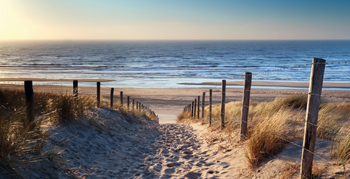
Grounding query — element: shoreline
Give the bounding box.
[179,81,350,88]
[1,83,350,123]
[1,78,350,90]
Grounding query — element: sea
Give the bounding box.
[0,40,349,89]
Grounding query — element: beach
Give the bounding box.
[1,81,349,124]
[2,1,350,177]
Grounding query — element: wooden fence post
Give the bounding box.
[221,80,226,129]
[240,72,252,140]
[120,91,123,106]
[209,89,212,126]
[197,96,200,119]
[73,80,78,106]
[194,98,197,119]
[202,92,206,119]
[24,81,34,129]
[133,99,135,110]
[127,96,130,111]
[191,101,194,118]
[97,82,100,108]
[136,101,138,109]
[110,88,114,109]
[300,58,326,179]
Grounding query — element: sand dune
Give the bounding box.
[1,84,350,178]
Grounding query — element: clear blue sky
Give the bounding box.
[1,0,349,40]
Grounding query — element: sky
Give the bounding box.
[0,0,350,40]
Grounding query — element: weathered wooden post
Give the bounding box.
[133,99,135,110]
[194,98,197,119]
[221,80,226,129]
[127,96,130,111]
[24,81,34,129]
[300,58,326,179]
[197,96,200,119]
[240,72,252,140]
[110,88,114,109]
[136,101,139,110]
[97,82,100,108]
[120,91,123,106]
[191,101,194,118]
[209,89,212,126]
[73,80,78,106]
[202,92,206,119]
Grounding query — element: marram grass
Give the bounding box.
[178,95,350,169]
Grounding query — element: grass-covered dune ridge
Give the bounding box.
[177,95,350,173]
[0,88,158,178]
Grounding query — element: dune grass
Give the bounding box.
[178,95,350,169]
[331,125,350,164]
[110,100,158,123]
[177,111,192,123]
[245,109,291,168]
[49,93,95,123]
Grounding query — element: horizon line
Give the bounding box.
[1,39,350,41]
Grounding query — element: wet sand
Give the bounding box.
[179,81,350,88]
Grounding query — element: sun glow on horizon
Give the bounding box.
[0,0,350,41]
[0,1,32,40]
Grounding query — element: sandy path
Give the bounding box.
[40,107,247,178]
[140,123,249,179]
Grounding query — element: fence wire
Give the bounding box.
[252,90,350,102]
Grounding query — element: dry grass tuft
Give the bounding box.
[317,102,350,139]
[245,109,291,169]
[108,100,159,123]
[312,163,327,178]
[279,162,326,179]
[177,111,192,123]
[50,93,75,123]
[49,93,95,123]
[278,95,308,110]
[331,125,350,166]
[280,162,300,179]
